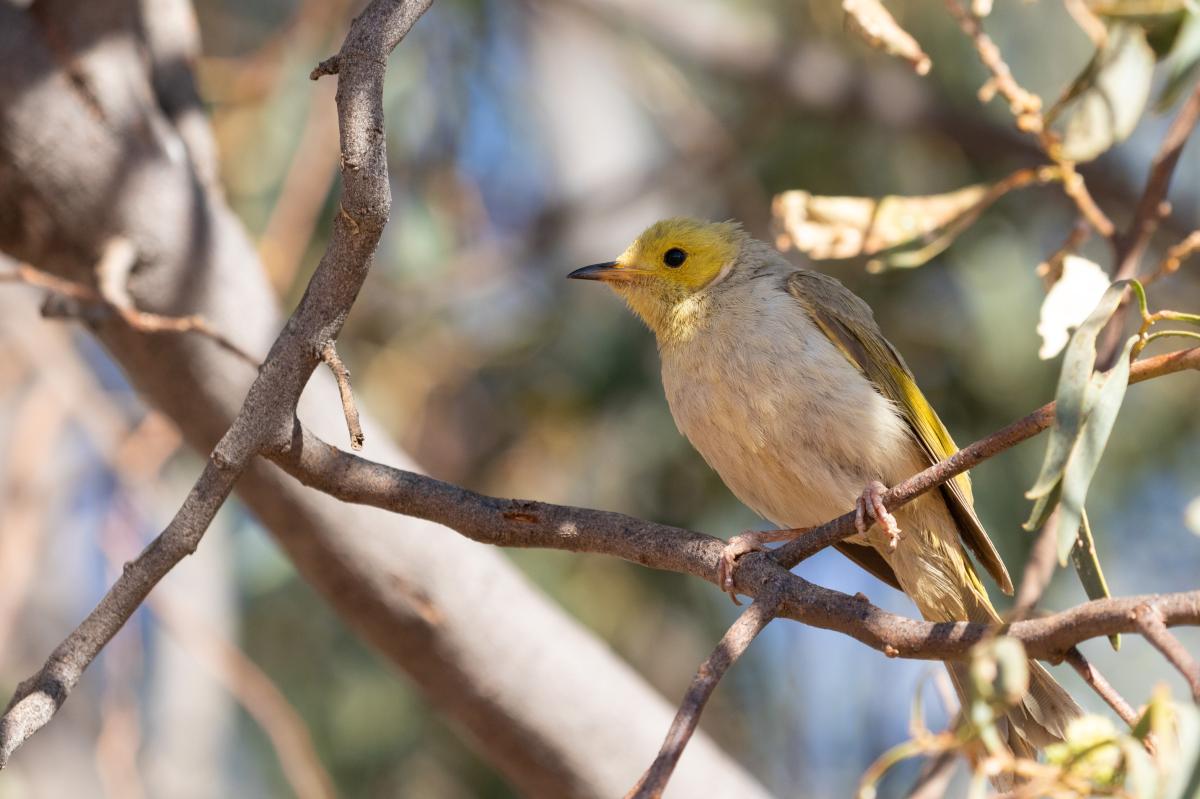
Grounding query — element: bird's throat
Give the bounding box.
[613,284,710,346]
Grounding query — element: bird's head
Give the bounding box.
[568,218,747,339]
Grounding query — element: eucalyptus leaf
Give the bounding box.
[772,184,989,265]
[1055,335,1138,565]
[1023,480,1062,532]
[1071,509,1120,649]
[1026,282,1129,501]
[1047,22,1156,162]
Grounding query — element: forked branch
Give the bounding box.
[0,0,433,769]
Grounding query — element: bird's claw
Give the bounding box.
[717,532,767,605]
[855,480,902,552]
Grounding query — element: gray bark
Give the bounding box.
[0,3,769,797]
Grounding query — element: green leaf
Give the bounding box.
[1055,335,1138,565]
[1047,22,1157,162]
[1023,480,1062,531]
[1071,509,1120,650]
[1027,282,1128,501]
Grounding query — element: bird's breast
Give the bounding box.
[660,287,921,530]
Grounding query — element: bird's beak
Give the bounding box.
[567,261,642,283]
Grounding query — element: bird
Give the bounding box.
[568,217,1081,758]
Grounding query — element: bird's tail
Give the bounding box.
[945,656,1081,757]
[945,571,1083,758]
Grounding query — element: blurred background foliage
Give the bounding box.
[2,0,1199,797]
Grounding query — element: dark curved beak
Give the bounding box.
[567,261,622,281]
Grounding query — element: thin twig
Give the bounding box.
[1113,83,1200,285]
[0,0,433,768]
[273,348,1200,663]
[1063,0,1107,46]
[944,0,1116,239]
[764,346,1199,572]
[943,0,1041,130]
[0,259,259,366]
[1147,229,1200,286]
[1063,647,1138,727]
[1099,83,1200,366]
[627,590,783,799]
[1133,604,1200,703]
[1057,162,1115,239]
[1036,219,1091,290]
[95,236,139,309]
[0,262,98,301]
[310,56,340,80]
[319,341,364,450]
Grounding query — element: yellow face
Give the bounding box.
[568,218,745,336]
[613,218,742,289]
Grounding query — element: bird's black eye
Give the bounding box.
[663,248,687,268]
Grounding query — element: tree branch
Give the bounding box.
[0,0,432,768]
[1133,603,1200,703]
[944,0,1117,240]
[0,461,237,767]
[1063,647,1139,727]
[627,590,782,799]
[0,5,770,793]
[270,346,1200,663]
[318,341,364,450]
[0,259,257,365]
[1113,83,1200,285]
[767,345,1200,570]
[1099,83,1200,366]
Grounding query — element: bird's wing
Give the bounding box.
[786,271,1014,595]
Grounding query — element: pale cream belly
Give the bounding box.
[659,302,986,624]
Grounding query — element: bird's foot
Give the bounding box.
[717,527,809,605]
[855,480,902,552]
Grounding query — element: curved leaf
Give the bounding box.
[1047,22,1156,162]
[1071,509,1120,650]
[1055,334,1138,565]
[772,184,988,265]
[1026,281,1128,500]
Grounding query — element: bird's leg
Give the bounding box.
[717,527,811,605]
[855,480,902,552]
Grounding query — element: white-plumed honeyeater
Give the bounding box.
[569,218,1081,757]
